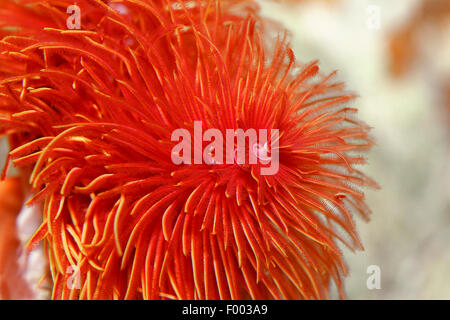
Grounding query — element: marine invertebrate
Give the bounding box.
[0,0,377,299]
[0,177,33,299]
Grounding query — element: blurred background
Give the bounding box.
[259,0,450,299]
[0,0,449,299]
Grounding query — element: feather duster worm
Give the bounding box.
[0,0,377,299]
